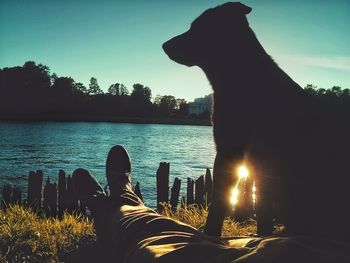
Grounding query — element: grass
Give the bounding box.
[0,205,96,262]
[0,204,258,262]
[161,203,257,236]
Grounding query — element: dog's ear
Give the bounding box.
[221,2,252,15]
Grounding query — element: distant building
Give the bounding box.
[188,94,213,115]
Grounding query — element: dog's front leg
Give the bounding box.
[255,174,275,236]
[204,151,241,236]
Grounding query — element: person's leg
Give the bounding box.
[105,146,249,263]
[73,146,248,263]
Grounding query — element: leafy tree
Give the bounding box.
[120,84,129,96]
[317,88,326,96]
[331,86,342,97]
[51,73,58,85]
[22,61,51,91]
[52,77,86,100]
[108,83,129,96]
[131,83,151,102]
[88,77,103,95]
[176,99,187,110]
[176,98,188,116]
[52,77,75,93]
[108,83,120,96]
[154,96,188,117]
[159,95,177,115]
[153,95,163,106]
[341,88,349,98]
[304,84,317,95]
[74,82,88,94]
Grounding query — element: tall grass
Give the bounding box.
[1,204,259,262]
[161,203,257,236]
[0,205,95,262]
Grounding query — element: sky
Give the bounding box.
[1,0,349,102]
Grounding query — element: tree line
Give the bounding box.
[0,61,349,123]
[0,61,190,121]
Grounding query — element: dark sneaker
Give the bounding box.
[72,168,113,260]
[72,168,107,209]
[106,145,132,196]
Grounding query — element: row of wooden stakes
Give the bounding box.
[1,162,254,220]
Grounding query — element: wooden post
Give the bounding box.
[27,170,43,210]
[27,171,35,206]
[11,186,22,205]
[195,175,205,207]
[204,168,213,205]
[134,182,143,202]
[1,184,12,209]
[43,177,49,215]
[43,177,58,217]
[156,162,170,212]
[187,178,194,206]
[66,176,78,213]
[58,169,67,217]
[170,178,181,212]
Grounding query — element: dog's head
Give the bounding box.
[163,2,252,67]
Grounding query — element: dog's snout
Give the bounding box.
[162,32,197,67]
[162,41,171,54]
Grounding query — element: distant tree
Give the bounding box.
[108,83,120,96]
[51,73,58,85]
[108,83,129,96]
[52,77,77,97]
[316,88,326,96]
[88,77,103,95]
[159,95,177,116]
[74,82,88,94]
[176,99,187,110]
[341,88,349,98]
[131,83,152,102]
[304,84,318,95]
[154,95,162,105]
[176,98,188,116]
[120,84,129,96]
[129,83,152,116]
[331,86,342,97]
[154,96,188,117]
[22,61,51,91]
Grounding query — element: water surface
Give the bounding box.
[0,122,216,207]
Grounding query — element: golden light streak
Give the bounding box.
[230,187,239,206]
[252,181,256,204]
[230,165,251,207]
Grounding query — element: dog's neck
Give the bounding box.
[199,27,303,102]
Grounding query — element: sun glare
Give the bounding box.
[230,187,239,206]
[237,165,249,179]
[230,165,251,207]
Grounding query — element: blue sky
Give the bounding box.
[1,0,349,101]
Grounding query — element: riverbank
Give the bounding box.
[0,116,211,126]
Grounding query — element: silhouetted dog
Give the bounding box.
[163,2,349,239]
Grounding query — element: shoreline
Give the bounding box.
[0,116,212,126]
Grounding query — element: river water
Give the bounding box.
[0,122,216,207]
